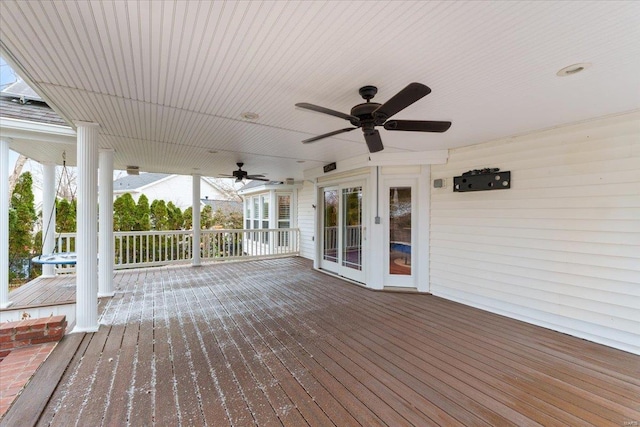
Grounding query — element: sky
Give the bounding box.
[1,56,22,173]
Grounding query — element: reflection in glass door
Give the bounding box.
[323,188,338,264]
[342,187,362,271]
[320,184,364,282]
[389,187,411,276]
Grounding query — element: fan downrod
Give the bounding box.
[359,85,377,102]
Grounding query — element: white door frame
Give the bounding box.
[383,177,418,288]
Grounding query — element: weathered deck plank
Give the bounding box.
[19,257,640,427]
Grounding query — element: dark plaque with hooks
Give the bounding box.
[454,168,511,192]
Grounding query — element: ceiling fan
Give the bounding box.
[219,163,269,182]
[295,82,451,153]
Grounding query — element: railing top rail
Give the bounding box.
[113,230,192,237]
[202,228,299,233]
[61,228,300,237]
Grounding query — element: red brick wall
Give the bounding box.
[0,316,66,361]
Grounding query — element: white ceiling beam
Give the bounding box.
[0,117,76,145]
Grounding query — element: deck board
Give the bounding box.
[16,257,640,426]
[4,274,76,308]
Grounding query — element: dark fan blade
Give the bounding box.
[296,103,360,124]
[302,127,357,144]
[372,83,432,120]
[384,120,452,133]
[364,129,384,153]
[247,177,270,182]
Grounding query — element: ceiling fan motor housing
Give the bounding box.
[350,102,383,127]
[358,85,378,100]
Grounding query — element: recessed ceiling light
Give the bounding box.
[240,111,259,120]
[556,62,591,77]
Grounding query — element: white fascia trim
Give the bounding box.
[303,154,370,181]
[0,117,76,144]
[368,150,448,166]
[238,183,301,196]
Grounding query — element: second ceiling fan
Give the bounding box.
[219,163,269,183]
[296,82,451,153]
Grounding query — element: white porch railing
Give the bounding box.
[323,225,361,251]
[50,228,299,273]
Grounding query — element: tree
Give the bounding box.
[166,202,183,230]
[135,194,151,231]
[183,207,192,230]
[8,172,36,281]
[113,193,137,231]
[56,198,76,232]
[212,208,242,229]
[201,205,214,229]
[8,154,28,198]
[150,199,169,230]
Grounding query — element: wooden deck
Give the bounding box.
[4,275,76,309]
[4,257,639,426]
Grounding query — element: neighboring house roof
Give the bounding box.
[0,93,68,127]
[113,172,170,192]
[2,79,43,101]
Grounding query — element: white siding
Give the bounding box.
[298,181,316,260]
[430,112,640,355]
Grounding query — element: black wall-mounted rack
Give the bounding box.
[454,168,511,192]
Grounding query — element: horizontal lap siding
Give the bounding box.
[298,181,315,260]
[430,112,640,355]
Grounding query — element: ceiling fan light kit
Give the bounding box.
[296,82,452,153]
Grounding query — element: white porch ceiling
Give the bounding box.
[1,1,639,181]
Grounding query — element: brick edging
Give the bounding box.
[0,315,67,359]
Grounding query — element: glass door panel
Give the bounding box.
[323,189,338,264]
[389,187,411,276]
[342,187,362,271]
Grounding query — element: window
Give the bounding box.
[252,197,259,230]
[277,194,291,246]
[252,197,259,240]
[277,195,290,228]
[261,195,269,243]
[244,199,251,230]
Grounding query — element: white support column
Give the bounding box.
[98,149,114,297]
[0,138,12,308]
[192,174,201,266]
[73,122,100,333]
[41,162,56,277]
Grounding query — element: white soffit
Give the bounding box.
[0,1,639,180]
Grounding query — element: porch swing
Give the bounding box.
[32,152,78,266]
